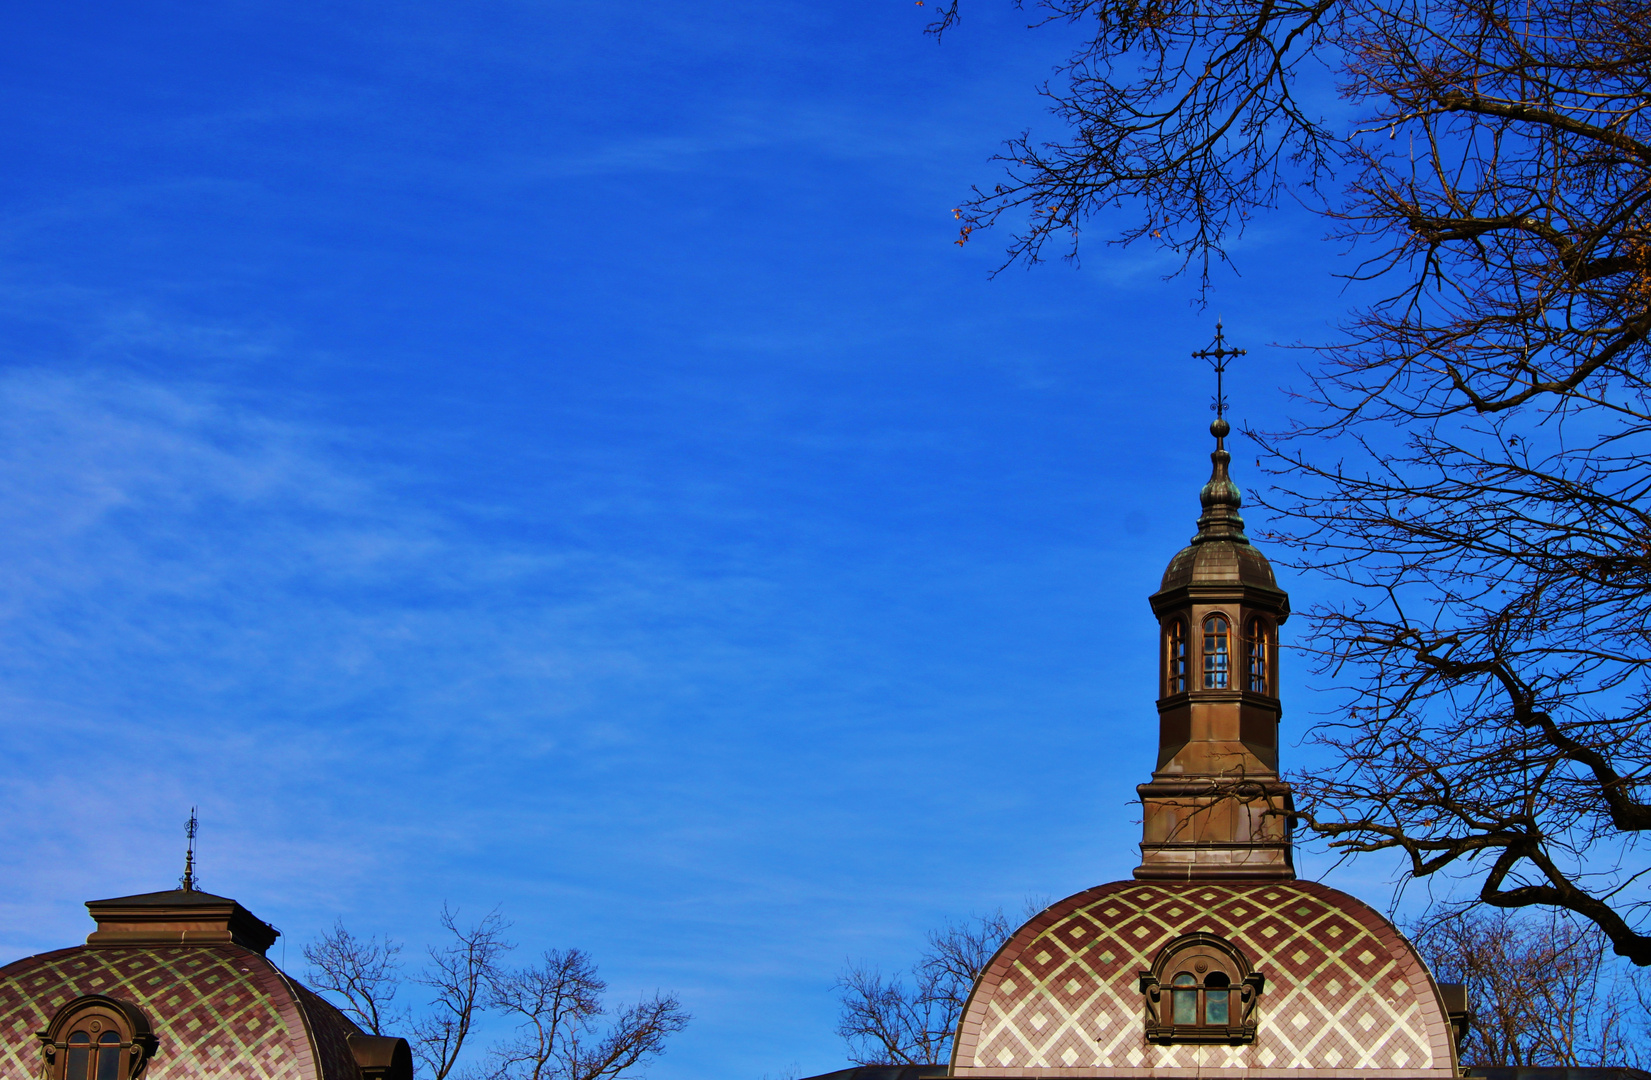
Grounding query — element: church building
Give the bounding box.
[944,413,1467,1079]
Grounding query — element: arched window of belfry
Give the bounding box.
[1202,615,1230,689]
[36,996,156,1080]
[1165,618,1188,694]
[1245,617,1269,695]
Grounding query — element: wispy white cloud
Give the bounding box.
[0,354,915,948]
[0,362,661,940]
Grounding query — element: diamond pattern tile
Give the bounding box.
[0,944,360,1080]
[955,880,1453,1075]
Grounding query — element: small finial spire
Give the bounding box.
[180,807,199,892]
[1189,323,1249,544]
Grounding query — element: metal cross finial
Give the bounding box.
[180,807,199,892]
[1191,319,1247,419]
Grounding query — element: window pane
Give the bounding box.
[1203,616,1229,689]
[67,1045,90,1080]
[1172,988,1197,1024]
[96,1036,122,1080]
[1205,989,1229,1025]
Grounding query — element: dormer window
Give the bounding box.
[1202,615,1230,689]
[1245,617,1270,694]
[37,996,156,1080]
[1139,933,1263,1043]
[1165,618,1188,694]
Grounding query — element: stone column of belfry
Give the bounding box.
[1135,415,1296,880]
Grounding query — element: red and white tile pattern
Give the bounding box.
[0,943,359,1080]
[953,880,1456,1078]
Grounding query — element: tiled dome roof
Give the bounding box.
[952,880,1456,1078]
[0,941,363,1080]
[0,888,409,1080]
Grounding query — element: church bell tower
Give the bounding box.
[1135,342,1295,880]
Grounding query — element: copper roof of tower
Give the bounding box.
[1158,417,1282,597]
[84,888,280,954]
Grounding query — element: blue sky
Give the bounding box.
[0,3,1393,1078]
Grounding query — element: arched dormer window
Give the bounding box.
[37,996,156,1080]
[1165,618,1188,695]
[1245,617,1270,695]
[1202,615,1230,690]
[1139,933,1263,1044]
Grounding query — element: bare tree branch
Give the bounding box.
[414,905,514,1080]
[303,921,406,1036]
[486,949,689,1080]
[487,949,605,1080]
[561,994,689,1080]
[1412,909,1646,1065]
[836,909,1016,1065]
[303,912,686,1080]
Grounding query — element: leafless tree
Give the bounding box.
[928,0,1651,960]
[1412,909,1646,1066]
[303,921,407,1035]
[305,911,688,1080]
[836,909,1017,1065]
[485,948,689,1080]
[414,906,514,1080]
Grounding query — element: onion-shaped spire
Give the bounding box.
[1192,416,1248,544]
